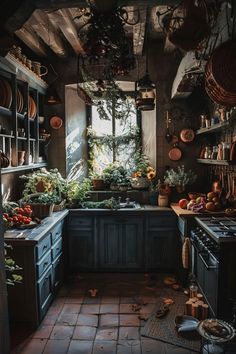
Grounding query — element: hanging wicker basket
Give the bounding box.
[205,40,236,107]
[165,0,211,51]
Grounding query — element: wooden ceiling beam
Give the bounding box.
[15,24,48,57]
[29,10,67,57]
[35,0,179,9]
[47,9,85,55]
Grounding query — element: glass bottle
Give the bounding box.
[222,142,230,161]
[211,146,218,160]
[189,283,198,298]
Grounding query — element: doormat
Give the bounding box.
[141,292,201,353]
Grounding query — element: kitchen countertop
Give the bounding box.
[4,209,68,243]
[171,203,201,217]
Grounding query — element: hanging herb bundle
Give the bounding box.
[79,65,136,124]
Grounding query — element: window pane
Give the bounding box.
[91,103,112,136]
[92,143,113,173]
[116,141,137,170]
[115,98,136,135]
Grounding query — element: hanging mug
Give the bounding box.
[32,61,48,77]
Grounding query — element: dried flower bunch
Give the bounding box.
[164,165,197,187]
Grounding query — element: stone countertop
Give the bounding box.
[4,210,69,243]
[69,205,173,213]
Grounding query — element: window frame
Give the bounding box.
[86,91,141,167]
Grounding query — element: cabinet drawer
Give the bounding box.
[37,250,51,279]
[37,266,53,320]
[52,254,63,293]
[51,222,63,243]
[147,215,176,229]
[36,234,51,261]
[68,216,93,228]
[51,238,62,261]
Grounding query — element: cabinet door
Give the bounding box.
[98,217,143,270]
[121,219,143,269]
[146,229,176,269]
[37,266,53,321]
[98,218,121,269]
[68,230,94,270]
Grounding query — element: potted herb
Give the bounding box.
[66,179,91,207]
[103,162,129,190]
[164,165,197,193]
[89,171,105,191]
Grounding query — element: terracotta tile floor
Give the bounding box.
[10,273,236,354]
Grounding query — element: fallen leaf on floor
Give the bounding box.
[156,304,170,318]
[163,276,176,286]
[88,288,98,297]
[172,283,181,290]
[162,297,174,305]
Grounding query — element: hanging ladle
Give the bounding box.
[165,111,172,143]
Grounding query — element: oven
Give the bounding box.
[191,227,219,316]
[190,217,236,319]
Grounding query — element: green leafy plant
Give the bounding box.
[66,179,91,205]
[82,197,120,210]
[164,165,197,187]
[27,194,61,204]
[103,162,130,186]
[131,150,156,180]
[20,168,67,204]
[4,244,22,286]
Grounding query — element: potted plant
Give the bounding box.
[89,171,106,190]
[103,162,129,190]
[164,165,197,193]
[20,168,67,211]
[19,193,59,219]
[66,179,91,207]
[130,151,156,190]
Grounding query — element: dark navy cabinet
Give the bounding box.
[98,217,143,270]
[5,210,68,328]
[68,209,177,272]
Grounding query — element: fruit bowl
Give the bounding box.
[188,192,206,200]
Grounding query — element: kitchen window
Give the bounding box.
[87,95,140,173]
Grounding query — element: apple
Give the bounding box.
[187,200,195,210]
[178,199,189,209]
[206,202,215,211]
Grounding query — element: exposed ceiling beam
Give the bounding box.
[47,9,85,55]
[35,0,179,9]
[29,10,67,57]
[133,6,147,56]
[15,24,48,57]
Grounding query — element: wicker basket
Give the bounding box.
[53,200,66,212]
[19,193,54,219]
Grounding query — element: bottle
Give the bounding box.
[189,283,198,298]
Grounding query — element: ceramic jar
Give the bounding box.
[131,177,150,190]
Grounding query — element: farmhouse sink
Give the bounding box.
[119,202,141,209]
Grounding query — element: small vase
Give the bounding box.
[92,179,105,191]
[131,177,150,190]
[158,194,169,207]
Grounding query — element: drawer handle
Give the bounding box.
[45,276,49,280]
[43,245,48,250]
[56,247,60,251]
[43,262,48,268]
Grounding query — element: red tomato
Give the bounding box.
[24,219,30,224]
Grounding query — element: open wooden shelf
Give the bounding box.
[1,162,47,174]
[197,158,233,166]
[0,134,14,139]
[196,121,229,135]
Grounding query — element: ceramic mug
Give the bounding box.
[18,151,25,166]
[32,61,48,77]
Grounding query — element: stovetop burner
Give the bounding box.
[196,216,236,242]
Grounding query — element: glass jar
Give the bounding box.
[189,283,198,298]
[204,146,212,159]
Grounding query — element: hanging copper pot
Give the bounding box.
[168,145,182,161]
[180,128,195,143]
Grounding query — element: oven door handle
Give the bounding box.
[198,253,217,270]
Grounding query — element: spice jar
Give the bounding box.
[204,146,212,159]
[200,114,207,128]
[205,117,211,128]
[217,143,223,160]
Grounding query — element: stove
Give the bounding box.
[190,216,236,319]
[195,216,236,242]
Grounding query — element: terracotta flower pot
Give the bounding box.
[92,179,105,191]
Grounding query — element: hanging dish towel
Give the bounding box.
[182,237,191,269]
